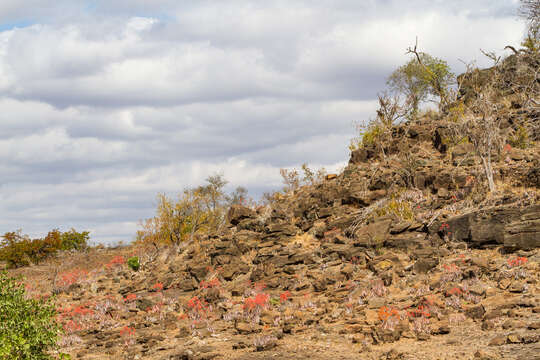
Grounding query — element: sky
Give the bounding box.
[0,0,526,245]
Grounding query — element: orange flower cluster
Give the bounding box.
[105,255,126,269]
[152,282,164,291]
[57,269,88,288]
[200,278,221,289]
[406,305,431,318]
[446,287,463,296]
[123,293,137,302]
[244,293,269,311]
[442,263,459,272]
[57,304,95,321]
[378,306,399,321]
[120,326,135,337]
[187,296,207,312]
[507,257,527,268]
[279,291,291,303]
[439,222,450,233]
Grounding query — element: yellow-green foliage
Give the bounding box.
[387,53,455,113]
[0,229,89,268]
[447,101,465,123]
[349,123,384,151]
[509,126,531,149]
[442,134,469,148]
[375,198,415,222]
[136,174,230,246]
[362,124,383,146]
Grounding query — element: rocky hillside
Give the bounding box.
[8,54,540,360]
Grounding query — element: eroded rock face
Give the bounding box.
[439,205,540,250]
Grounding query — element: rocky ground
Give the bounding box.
[6,77,540,359]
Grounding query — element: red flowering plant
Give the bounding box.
[243,292,269,324]
[62,320,82,334]
[405,299,434,335]
[57,303,96,333]
[119,326,136,346]
[200,278,221,289]
[105,255,126,270]
[441,263,463,283]
[55,268,89,291]
[186,296,212,329]
[507,256,527,268]
[504,256,528,279]
[279,290,291,303]
[123,293,137,303]
[152,282,164,292]
[438,222,451,240]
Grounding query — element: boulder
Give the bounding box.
[227,205,256,225]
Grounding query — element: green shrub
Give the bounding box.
[127,256,140,271]
[0,271,62,359]
[509,126,531,149]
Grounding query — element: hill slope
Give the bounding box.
[7,52,540,360]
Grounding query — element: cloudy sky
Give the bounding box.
[0,0,525,244]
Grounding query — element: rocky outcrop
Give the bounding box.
[438,205,540,250]
[227,205,256,225]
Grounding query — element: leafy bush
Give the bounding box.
[361,123,384,147]
[388,51,455,112]
[0,229,90,268]
[375,198,415,222]
[136,174,237,246]
[509,126,531,149]
[0,271,62,359]
[127,256,140,271]
[59,229,90,251]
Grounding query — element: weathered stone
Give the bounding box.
[227,205,256,225]
[136,297,154,311]
[439,205,540,250]
[474,349,500,359]
[504,219,540,250]
[345,186,387,206]
[390,221,411,234]
[236,218,264,232]
[413,258,439,274]
[386,233,427,249]
[266,223,298,236]
[507,333,522,344]
[354,219,391,247]
[235,322,260,334]
[465,304,486,320]
[350,148,376,164]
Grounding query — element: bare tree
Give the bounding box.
[519,0,540,38]
[451,55,506,192]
